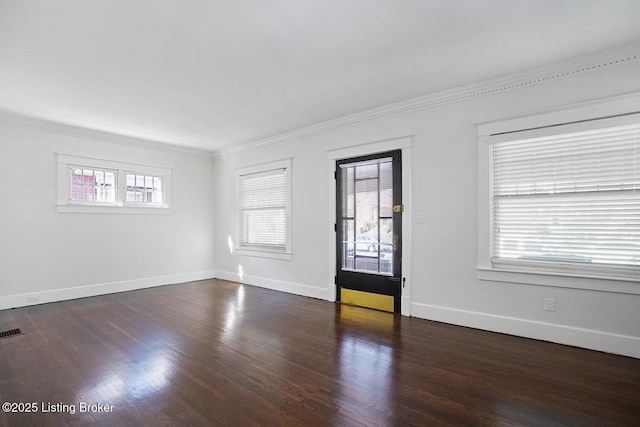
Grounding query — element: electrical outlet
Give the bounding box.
[27,295,39,303]
[544,297,556,312]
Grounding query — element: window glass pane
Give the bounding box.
[379,161,393,217]
[342,219,355,270]
[94,171,106,202]
[241,208,286,247]
[94,170,104,185]
[125,173,163,204]
[70,168,84,201]
[83,169,95,201]
[103,171,115,203]
[341,166,355,218]
[126,174,135,202]
[380,218,393,244]
[339,157,394,275]
[69,167,116,203]
[355,163,378,179]
[103,186,115,203]
[105,171,115,186]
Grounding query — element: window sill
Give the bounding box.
[235,248,292,260]
[57,204,171,215]
[477,266,640,295]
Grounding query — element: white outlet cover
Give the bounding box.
[544,298,556,312]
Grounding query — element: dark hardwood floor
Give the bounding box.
[0,279,638,426]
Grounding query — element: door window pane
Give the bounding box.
[339,157,393,275]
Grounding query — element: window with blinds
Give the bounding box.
[238,160,291,253]
[490,119,640,278]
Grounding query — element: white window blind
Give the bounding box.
[491,121,640,278]
[239,167,289,252]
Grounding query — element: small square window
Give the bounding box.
[69,166,117,204]
[125,173,165,205]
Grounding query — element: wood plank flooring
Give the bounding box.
[0,279,639,426]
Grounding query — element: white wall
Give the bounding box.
[0,116,216,309]
[214,56,640,358]
[2,49,638,359]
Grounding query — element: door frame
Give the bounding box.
[327,136,413,316]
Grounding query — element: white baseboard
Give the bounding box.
[411,302,640,359]
[215,270,331,301]
[327,283,337,302]
[0,270,216,310]
[401,296,411,316]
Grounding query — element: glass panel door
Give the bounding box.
[336,150,402,313]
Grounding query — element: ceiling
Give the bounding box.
[1,1,640,153]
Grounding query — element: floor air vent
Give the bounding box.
[0,328,22,339]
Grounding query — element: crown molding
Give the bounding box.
[0,111,216,158]
[223,41,640,157]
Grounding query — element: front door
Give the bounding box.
[336,150,402,313]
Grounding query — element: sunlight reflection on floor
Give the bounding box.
[76,341,176,405]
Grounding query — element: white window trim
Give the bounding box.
[235,158,292,260]
[57,153,172,214]
[477,92,640,295]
